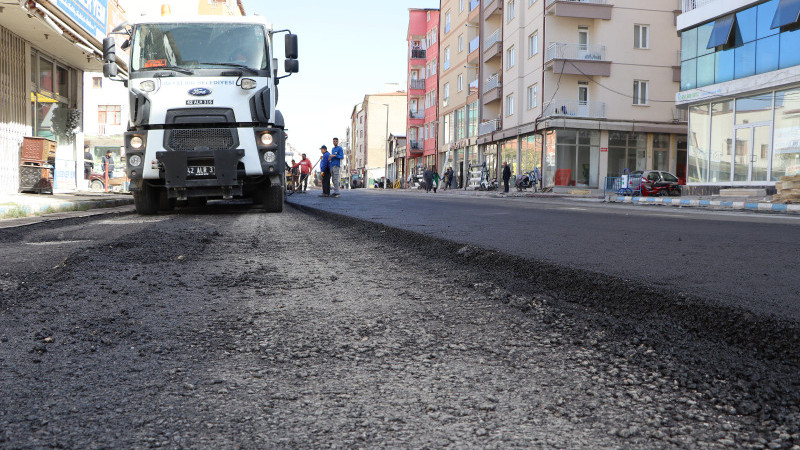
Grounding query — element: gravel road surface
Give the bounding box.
[0,204,798,448]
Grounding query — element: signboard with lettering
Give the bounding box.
[49,0,108,41]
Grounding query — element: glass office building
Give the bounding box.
[677,0,800,187]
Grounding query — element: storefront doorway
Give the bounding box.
[733,124,770,182]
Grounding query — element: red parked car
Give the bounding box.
[632,170,682,197]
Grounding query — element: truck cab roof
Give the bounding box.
[132,14,272,30]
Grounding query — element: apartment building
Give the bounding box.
[676,0,800,193]
[349,92,408,187]
[407,8,441,183]
[439,0,482,188]
[472,0,685,189]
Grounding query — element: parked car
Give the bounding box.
[631,170,682,196]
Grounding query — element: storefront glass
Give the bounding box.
[482,144,498,181]
[688,104,710,182]
[544,130,556,186]
[653,134,670,171]
[773,88,800,180]
[709,100,734,182]
[554,130,599,186]
[520,134,542,174]
[607,131,644,179]
[500,139,517,176]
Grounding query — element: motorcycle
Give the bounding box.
[479,164,498,191]
[515,168,540,192]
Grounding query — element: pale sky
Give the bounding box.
[244,0,439,155]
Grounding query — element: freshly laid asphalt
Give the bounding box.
[288,188,800,323]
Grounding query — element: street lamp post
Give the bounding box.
[382,103,389,189]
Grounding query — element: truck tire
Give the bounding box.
[263,184,283,213]
[133,184,159,215]
[187,197,207,207]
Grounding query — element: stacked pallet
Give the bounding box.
[774,174,800,203]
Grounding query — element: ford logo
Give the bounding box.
[188,88,212,96]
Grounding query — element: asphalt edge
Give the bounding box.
[606,196,800,214]
[287,199,800,365]
[0,196,134,219]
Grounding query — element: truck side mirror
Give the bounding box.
[103,62,118,78]
[285,34,298,59]
[103,37,116,63]
[285,59,299,74]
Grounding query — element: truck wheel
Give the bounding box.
[263,184,283,213]
[158,188,176,212]
[187,197,207,207]
[133,184,159,215]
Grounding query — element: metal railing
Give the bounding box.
[411,48,426,59]
[410,79,425,90]
[485,29,501,48]
[469,78,479,93]
[469,35,480,53]
[545,42,606,62]
[682,0,714,13]
[470,0,480,11]
[484,74,501,92]
[673,108,689,122]
[546,0,609,5]
[478,119,501,136]
[544,100,607,118]
[409,140,422,150]
[409,111,425,120]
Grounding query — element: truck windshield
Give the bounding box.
[131,23,268,73]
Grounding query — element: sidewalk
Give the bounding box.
[353,186,800,214]
[0,191,134,220]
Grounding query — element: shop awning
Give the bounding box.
[706,14,736,49]
[771,0,800,29]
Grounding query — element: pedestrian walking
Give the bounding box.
[432,166,440,193]
[83,146,94,181]
[423,166,433,193]
[329,138,344,197]
[502,161,511,193]
[443,167,453,191]
[102,150,115,179]
[293,153,313,193]
[289,159,299,191]
[319,145,331,197]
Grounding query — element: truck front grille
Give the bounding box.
[166,128,238,152]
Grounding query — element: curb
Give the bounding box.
[0,197,134,219]
[607,196,800,214]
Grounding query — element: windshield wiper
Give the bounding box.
[150,65,194,75]
[198,62,259,74]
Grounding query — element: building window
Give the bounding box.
[458,34,464,53]
[633,80,648,105]
[444,82,450,106]
[458,74,464,92]
[445,12,451,33]
[98,105,121,126]
[634,24,649,49]
[506,94,515,116]
[459,0,464,12]
[507,0,516,22]
[527,84,537,109]
[528,0,536,5]
[506,46,516,69]
[528,31,538,58]
[92,77,102,88]
[427,11,431,22]
[444,47,451,70]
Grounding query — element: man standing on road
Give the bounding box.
[329,138,344,198]
[102,150,115,180]
[319,145,331,197]
[423,166,433,193]
[502,161,511,193]
[293,153,313,193]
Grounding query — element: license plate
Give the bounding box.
[187,166,215,176]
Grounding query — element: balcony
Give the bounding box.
[673,107,688,122]
[410,79,425,90]
[484,29,502,62]
[544,100,606,119]
[469,78,479,94]
[409,140,423,154]
[484,0,502,17]
[545,42,611,77]
[469,36,480,53]
[545,0,612,20]
[483,75,502,105]
[484,74,501,93]
[478,119,501,136]
[682,0,714,13]
[409,111,425,120]
[410,48,426,60]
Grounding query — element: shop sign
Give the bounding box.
[50,0,108,41]
[600,147,608,153]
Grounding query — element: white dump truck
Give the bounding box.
[102,15,298,214]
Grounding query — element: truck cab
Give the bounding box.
[103,15,298,214]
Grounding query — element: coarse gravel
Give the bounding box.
[0,204,798,448]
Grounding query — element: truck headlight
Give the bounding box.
[260,132,274,146]
[130,136,144,149]
[240,78,257,90]
[139,80,156,92]
[263,151,276,163]
[129,155,142,167]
